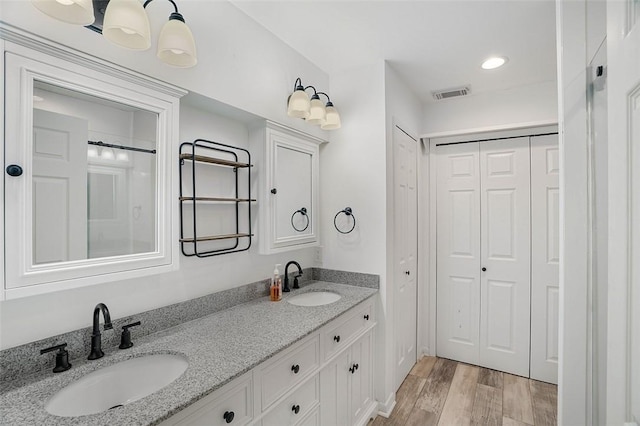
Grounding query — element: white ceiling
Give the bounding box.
[231,0,557,104]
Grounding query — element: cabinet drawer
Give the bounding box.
[164,373,253,426]
[259,335,320,410]
[322,301,373,361]
[261,375,319,426]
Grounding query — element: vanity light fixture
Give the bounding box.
[481,56,508,70]
[287,78,341,130]
[31,0,197,68]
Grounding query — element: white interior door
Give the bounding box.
[478,137,531,377]
[32,109,88,264]
[607,0,640,423]
[436,142,481,366]
[530,134,560,384]
[393,126,417,390]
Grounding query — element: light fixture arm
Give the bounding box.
[143,0,179,13]
[316,91,332,103]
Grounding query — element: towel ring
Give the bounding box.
[334,207,356,234]
[291,207,309,232]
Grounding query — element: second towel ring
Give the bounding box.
[291,207,310,232]
[334,207,356,234]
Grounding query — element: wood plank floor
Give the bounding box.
[371,357,557,426]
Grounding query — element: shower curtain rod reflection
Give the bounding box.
[88,140,156,154]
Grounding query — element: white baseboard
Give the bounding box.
[376,392,396,418]
[355,401,380,426]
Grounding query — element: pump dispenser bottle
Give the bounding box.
[270,264,282,301]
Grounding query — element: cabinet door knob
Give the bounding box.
[223,411,235,423]
[271,188,277,194]
[292,404,300,414]
[6,164,23,177]
[364,314,369,320]
[482,267,487,272]
[333,335,340,343]
[291,364,300,374]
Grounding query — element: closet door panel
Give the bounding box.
[479,137,531,377]
[530,134,560,384]
[436,143,481,365]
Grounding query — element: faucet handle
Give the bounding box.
[40,343,72,373]
[119,321,141,349]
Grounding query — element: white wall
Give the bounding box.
[421,80,558,136]
[319,61,388,407]
[0,2,329,350]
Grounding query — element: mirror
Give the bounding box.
[32,81,157,264]
[3,46,182,299]
[275,145,313,240]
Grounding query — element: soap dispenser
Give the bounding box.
[270,264,282,301]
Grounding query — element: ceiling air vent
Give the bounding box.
[432,86,471,100]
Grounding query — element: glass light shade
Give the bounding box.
[321,105,341,130]
[101,148,115,160]
[87,146,99,158]
[116,151,130,162]
[31,0,95,25]
[157,19,198,68]
[103,0,151,50]
[287,89,310,119]
[306,97,326,125]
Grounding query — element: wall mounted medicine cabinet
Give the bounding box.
[250,122,326,254]
[1,25,185,300]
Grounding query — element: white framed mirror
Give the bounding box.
[2,40,184,299]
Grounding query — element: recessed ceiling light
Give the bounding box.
[481,56,508,70]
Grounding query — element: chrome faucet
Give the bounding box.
[283,261,303,292]
[88,303,113,360]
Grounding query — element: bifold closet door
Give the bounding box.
[436,143,481,366]
[530,135,560,384]
[478,137,531,377]
[436,137,531,377]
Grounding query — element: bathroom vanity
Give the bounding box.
[0,281,377,426]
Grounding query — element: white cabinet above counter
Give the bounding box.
[250,122,327,254]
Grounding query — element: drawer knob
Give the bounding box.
[292,404,301,414]
[223,411,235,423]
[364,314,369,320]
[291,364,300,374]
[334,335,340,343]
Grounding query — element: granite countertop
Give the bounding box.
[0,281,377,426]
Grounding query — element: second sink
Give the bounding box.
[45,354,188,417]
[287,291,342,307]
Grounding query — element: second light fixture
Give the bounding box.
[287,78,341,130]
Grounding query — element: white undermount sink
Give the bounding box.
[287,291,342,307]
[45,354,188,417]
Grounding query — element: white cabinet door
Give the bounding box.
[319,349,349,425]
[393,125,418,389]
[349,331,373,425]
[436,143,481,365]
[530,135,560,384]
[319,330,374,426]
[478,137,531,377]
